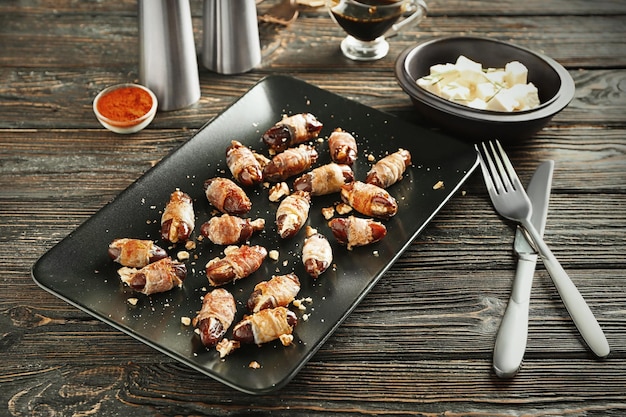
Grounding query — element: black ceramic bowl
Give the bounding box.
[395,36,575,141]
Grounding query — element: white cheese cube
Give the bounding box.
[507,82,540,110]
[486,89,518,112]
[484,69,506,85]
[467,98,488,110]
[504,61,528,86]
[454,55,486,87]
[440,82,471,102]
[475,82,498,101]
[417,77,444,96]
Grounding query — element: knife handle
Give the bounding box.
[493,256,536,378]
[522,220,610,358]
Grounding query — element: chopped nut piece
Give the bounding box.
[321,206,335,220]
[279,334,294,346]
[224,245,238,256]
[249,361,262,369]
[127,297,139,306]
[367,154,376,162]
[433,180,444,190]
[269,249,280,261]
[185,240,196,250]
[177,250,190,261]
[180,316,191,326]
[216,338,240,358]
[269,182,290,202]
[336,202,352,215]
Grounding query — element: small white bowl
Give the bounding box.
[93,83,158,134]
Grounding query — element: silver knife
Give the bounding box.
[493,160,554,378]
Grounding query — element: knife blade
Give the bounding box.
[493,160,554,378]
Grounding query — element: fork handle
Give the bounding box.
[522,220,610,358]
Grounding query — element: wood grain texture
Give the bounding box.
[1,0,625,415]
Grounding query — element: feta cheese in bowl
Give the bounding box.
[417,56,540,112]
[394,36,575,141]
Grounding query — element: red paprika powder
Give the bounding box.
[96,85,153,123]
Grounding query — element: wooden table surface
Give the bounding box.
[1,0,625,415]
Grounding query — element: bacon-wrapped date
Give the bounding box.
[226,140,264,187]
[161,190,195,243]
[200,214,265,246]
[328,128,358,165]
[205,244,267,286]
[276,190,310,239]
[193,288,236,347]
[204,177,251,216]
[262,113,323,152]
[232,306,297,345]
[108,238,167,268]
[263,144,318,182]
[302,226,333,279]
[340,181,398,219]
[118,257,186,295]
[328,215,387,250]
[247,273,301,313]
[292,163,354,196]
[365,149,412,188]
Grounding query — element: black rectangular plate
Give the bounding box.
[32,75,478,394]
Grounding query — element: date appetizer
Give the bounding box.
[328,215,387,250]
[276,190,311,239]
[204,177,252,216]
[200,214,265,246]
[262,113,323,152]
[108,238,167,268]
[205,244,268,286]
[263,144,318,182]
[117,257,186,295]
[293,163,354,196]
[247,273,301,313]
[340,181,398,219]
[366,149,412,189]
[302,226,333,278]
[328,128,358,165]
[161,190,195,243]
[232,306,298,346]
[193,288,236,347]
[226,140,264,186]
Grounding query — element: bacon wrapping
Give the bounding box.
[117,257,186,295]
[340,181,398,219]
[108,238,167,268]
[232,306,297,345]
[205,244,267,286]
[247,273,301,313]
[262,113,323,152]
[328,128,358,165]
[200,214,265,246]
[204,177,251,216]
[365,149,412,188]
[193,288,236,347]
[302,226,333,279]
[263,144,318,182]
[328,215,387,250]
[161,190,195,243]
[276,190,310,239]
[226,140,264,186]
[293,163,354,196]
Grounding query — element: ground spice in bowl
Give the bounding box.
[93,83,158,134]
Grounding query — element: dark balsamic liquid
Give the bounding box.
[330,0,405,42]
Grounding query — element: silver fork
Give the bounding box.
[476,140,610,358]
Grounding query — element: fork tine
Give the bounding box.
[494,139,524,192]
[480,141,506,195]
[475,143,496,195]
[488,140,514,193]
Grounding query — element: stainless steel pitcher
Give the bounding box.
[139,0,201,111]
[201,0,262,74]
